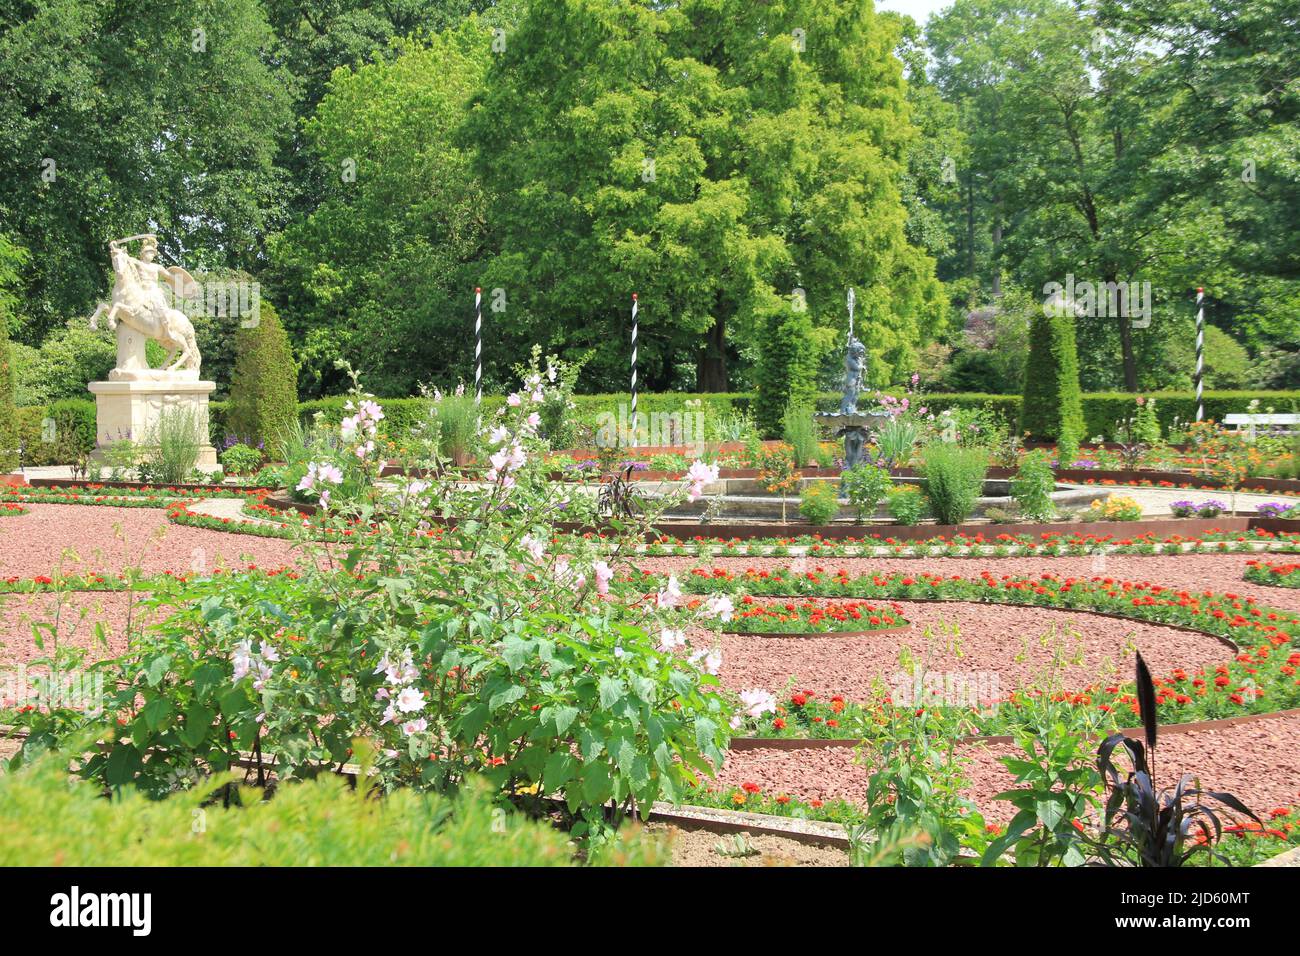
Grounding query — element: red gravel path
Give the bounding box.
[0,503,299,578]
[711,601,1232,704]
[714,713,1300,825]
[0,591,155,668]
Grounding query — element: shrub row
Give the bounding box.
[17,390,1300,465]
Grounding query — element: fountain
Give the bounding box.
[815,288,888,469]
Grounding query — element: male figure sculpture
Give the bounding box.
[89,234,201,377]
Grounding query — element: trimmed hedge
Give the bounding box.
[224,303,299,457]
[1020,308,1084,441]
[12,400,95,466]
[26,390,1300,463]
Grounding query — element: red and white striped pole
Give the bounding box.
[1195,287,1204,422]
[474,287,483,404]
[630,292,639,448]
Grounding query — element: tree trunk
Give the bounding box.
[991,221,1003,298]
[696,311,728,392]
[966,177,976,285]
[1110,271,1138,391]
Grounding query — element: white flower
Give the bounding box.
[401,717,428,737]
[258,641,280,663]
[657,629,686,652]
[593,560,613,595]
[396,687,426,713]
[521,534,546,562]
[739,688,777,718]
[488,425,509,446]
[507,393,522,407]
[231,640,254,683]
[656,575,683,609]
[685,459,720,502]
[702,594,734,623]
[689,647,723,676]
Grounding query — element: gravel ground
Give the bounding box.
[0,503,300,578]
[5,502,1298,847]
[646,822,849,867]
[713,712,1300,826]
[0,591,158,669]
[711,601,1232,704]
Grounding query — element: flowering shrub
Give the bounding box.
[7,372,733,844]
[797,481,839,525]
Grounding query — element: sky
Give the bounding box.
[875,0,952,27]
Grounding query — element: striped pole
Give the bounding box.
[630,293,639,448]
[474,287,483,404]
[1195,287,1204,422]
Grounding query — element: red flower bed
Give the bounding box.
[1245,559,1300,589]
[726,597,908,634]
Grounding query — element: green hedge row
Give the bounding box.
[19,390,1300,465]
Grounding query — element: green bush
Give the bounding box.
[0,758,663,867]
[1020,304,1084,441]
[918,443,988,525]
[141,405,203,484]
[798,481,840,525]
[1010,449,1056,521]
[754,305,820,438]
[220,443,264,476]
[782,402,818,467]
[14,322,116,406]
[840,464,893,523]
[431,391,480,462]
[887,485,926,525]
[225,303,299,459]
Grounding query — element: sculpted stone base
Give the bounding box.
[88,379,218,467]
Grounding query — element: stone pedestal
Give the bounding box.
[88,379,218,467]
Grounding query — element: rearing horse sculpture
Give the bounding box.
[89,235,201,375]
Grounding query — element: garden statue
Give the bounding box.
[839,336,866,415]
[89,234,202,380]
[815,288,888,471]
[86,234,217,466]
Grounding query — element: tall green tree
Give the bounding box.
[0,236,26,470]
[465,0,944,393]
[267,17,500,396]
[0,0,295,342]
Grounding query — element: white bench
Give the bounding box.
[1223,413,1300,438]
